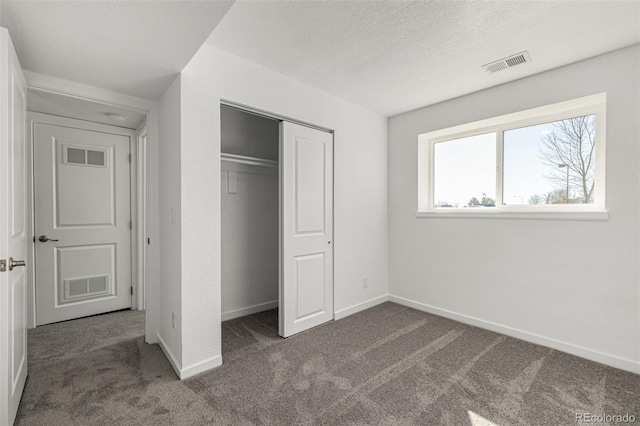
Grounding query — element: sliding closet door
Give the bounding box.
[280,121,333,338]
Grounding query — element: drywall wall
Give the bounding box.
[221,105,279,160]
[156,75,182,366]
[178,44,389,371]
[221,107,279,319]
[388,45,640,372]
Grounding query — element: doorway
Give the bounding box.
[26,89,149,328]
[220,103,334,342]
[220,105,279,323]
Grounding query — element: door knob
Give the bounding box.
[38,235,59,242]
[9,257,25,271]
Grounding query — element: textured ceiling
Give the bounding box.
[209,0,640,116]
[0,0,234,101]
[1,1,638,117]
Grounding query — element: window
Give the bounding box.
[417,93,606,220]
[433,133,496,208]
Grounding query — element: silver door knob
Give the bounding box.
[9,257,25,271]
[39,235,59,242]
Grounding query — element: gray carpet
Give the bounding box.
[15,303,639,425]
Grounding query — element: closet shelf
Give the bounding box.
[221,153,278,168]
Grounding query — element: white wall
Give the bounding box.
[221,107,279,319]
[388,45,640,373]
[156,75,182,366]
[177,44,389,373]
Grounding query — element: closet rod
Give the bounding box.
[221,152,278,168]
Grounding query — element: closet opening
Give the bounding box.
[220,101,334,353]
[221,105,282,353]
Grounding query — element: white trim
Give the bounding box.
[222,300,278,322]
[144,104,158,345]
[157,333,222,379]
[334,294,389,320]
[418,93,607,215]
[25,112,37,329]
[25,71,152,113]
[180,355,222,380]
[129,125,139,312]
[388,294,640,374]
[156,333,181,378]
[416,210,609,221]
[136,128,148,310]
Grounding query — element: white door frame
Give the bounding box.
[23,75,158,344]
[136,127,148,311]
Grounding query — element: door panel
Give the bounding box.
[55,244,115,305]
[56,142,115,226]
[295,138,326,234]
[280,122,333,337]
[34,123,132,325]
[295,253,326,319]
[1,27,27,426]
[11,272,25,380]
[12,81,25,237]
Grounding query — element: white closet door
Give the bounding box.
[280,121,333,337]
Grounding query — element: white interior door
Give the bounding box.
[0,27,27,426]
[280,121,333,337]
[33,121,132,325]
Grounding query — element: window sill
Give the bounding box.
[416,210,609,221]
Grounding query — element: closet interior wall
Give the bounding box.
[220,106,280,320]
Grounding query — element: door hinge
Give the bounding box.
[130,286,133,295]
[129,220,133,230]
[128,153,132,163]
[0,259,5,272]
[147,237,151,245]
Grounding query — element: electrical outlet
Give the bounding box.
[362,276,368,289]
[171,312,175,329]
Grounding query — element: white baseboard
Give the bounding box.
[334,294,389,320]
[157,333,182,379]
[388,295,640,374]
[222,300,278,322]
[180,355,222,379]
[157,332,222,379]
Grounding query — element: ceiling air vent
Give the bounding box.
[483,51,531,75]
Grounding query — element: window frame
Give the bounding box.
[417,93,607,220]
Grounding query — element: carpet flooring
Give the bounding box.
[15,303,639,425]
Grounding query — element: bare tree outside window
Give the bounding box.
[528,194,544,205]
[538,115,596,204]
